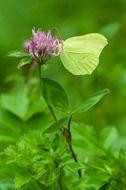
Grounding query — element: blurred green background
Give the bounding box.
[0,0,126,133]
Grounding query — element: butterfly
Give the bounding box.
[59,33,108,75]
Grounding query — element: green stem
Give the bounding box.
[38,64,42,83]
[38,64,57,122]
[38,64,64,189]
[38,65,81,179]
[48,105,58,122]
[58,172,63,190]
[67,115,82,178]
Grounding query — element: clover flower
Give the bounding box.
[26,29,59,64]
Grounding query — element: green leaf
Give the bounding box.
[24,97,47,121]
[15,173,32,188]
[51,182,61,190]
[81,170,110,190]
[42,78,70,113]
[0,180,14,190]
[7,51,30,57]
[0,134,17,143]
[66,162,84,171]
[72,89,110,113]
[44,117,68,133]
[0,109,22,134]
[72,123,105,156]
[0,91,46,121]
[0,93,29,120]
[26,113,52,132]
[100,127,119,149]
[18,56,32,69]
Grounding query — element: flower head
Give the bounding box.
[26,29,59,63]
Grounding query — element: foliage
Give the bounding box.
[0,72,126,189]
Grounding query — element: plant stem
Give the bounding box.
[47,105,82,178]
[58,172,63,190]
[38,64,42,83]
[38,65,81,178]
[48,105,58,122]
[67,115,82,178]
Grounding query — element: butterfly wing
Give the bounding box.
[60,33,108,75]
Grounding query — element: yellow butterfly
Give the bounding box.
[60,33,108,75]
